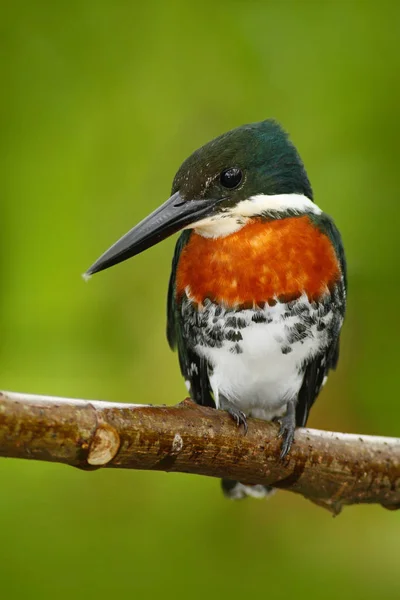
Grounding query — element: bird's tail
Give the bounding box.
[221,479,276,500]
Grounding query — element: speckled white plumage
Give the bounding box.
[192,293,336,421]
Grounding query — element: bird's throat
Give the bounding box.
[192,214,249,238]
[189,193,321,239]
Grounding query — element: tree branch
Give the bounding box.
[0,390,399,514]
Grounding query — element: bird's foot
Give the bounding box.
[276,400,296,460]
[227,406,248,433]
[220,397,248,434]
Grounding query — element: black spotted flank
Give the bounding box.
[214,306,223,317]
[225,330,243,343]
[230,343,243,354]
[252,313,268,324]
[179,297,250,350]
[286,322,310,345]
[225,316,247,329]
[281,345,293,355]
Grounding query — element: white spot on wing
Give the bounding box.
[189,362,198,375]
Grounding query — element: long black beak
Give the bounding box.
[85,191,216,277]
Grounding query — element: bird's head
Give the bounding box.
[85,119,315,277]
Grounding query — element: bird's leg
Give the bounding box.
[277,399,296,459]
[219,395,248,434]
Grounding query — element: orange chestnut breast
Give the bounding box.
[175,216,341,307]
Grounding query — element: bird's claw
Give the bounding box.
[277,417,295,460]
[227,407,248,434]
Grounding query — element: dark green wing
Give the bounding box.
[295,339,340,427]
[167,231,214,407]
[296,213,347,427]
[166,230,190,351]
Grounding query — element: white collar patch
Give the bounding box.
[189,193,321,239]
[233,193,321,217]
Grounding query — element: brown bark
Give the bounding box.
[0,390,399,514]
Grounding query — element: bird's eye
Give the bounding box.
[219,167,243,189]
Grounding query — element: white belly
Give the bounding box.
[195,295,332,420]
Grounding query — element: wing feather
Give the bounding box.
[296,215,347,427]
[167,231,214,407]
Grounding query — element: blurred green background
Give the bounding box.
[1,1,399,598]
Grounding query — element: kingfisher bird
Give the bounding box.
[85,120,346,499]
